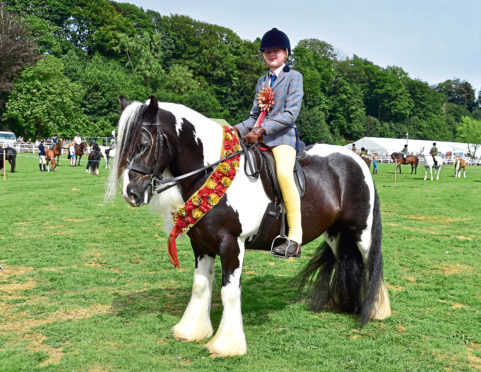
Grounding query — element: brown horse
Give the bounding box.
[455,156,467,178]
[391,152,419,174]
[74,141,88,166]
[51,140,64,165]
[44,147,57,171]
[361,155,371,168]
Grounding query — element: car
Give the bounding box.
[0,131,16,147]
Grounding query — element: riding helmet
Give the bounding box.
[260,28,291,55]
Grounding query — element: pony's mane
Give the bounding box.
[105,101,145,201]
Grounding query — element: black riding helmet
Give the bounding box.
[260,28,291,55]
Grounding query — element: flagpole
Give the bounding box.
[406,132,409,152]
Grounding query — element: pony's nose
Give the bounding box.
[125,185,143,207]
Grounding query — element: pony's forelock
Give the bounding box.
[105,101,144,202]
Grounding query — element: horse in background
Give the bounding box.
[0,147,17,172]
[99,146,116,169]
[455,156,466,178]
[74,141,88,166]
[44,144,60,171]
[87,144,102,175]
[51,140,64,165]
[422,154,443,181]
[390,152,419,174]
[107,96,391,357]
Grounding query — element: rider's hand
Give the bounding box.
[243,128,265,144]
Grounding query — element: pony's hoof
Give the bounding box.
[206,334,247,357]
[172,322,213,342]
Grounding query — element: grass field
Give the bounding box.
[1,154,481,371]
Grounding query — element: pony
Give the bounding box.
[0,147,17,172]
[44,146,57,171]
[51,140,64,164]
[361,155,371,168]
[455,156,466,178]
[74,141,88,166]
[390,152,419,174]
[87,143,102,175]
[422,154,443,181]
[106,97,391,357]
[100,145,116,169]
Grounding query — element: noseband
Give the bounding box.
[127,123,172,193]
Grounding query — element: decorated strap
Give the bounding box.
[167,126,241,267]
[254,86,275,128]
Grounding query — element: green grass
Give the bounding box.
[1,154,481,371]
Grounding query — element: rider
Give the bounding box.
[352,143,357,153]
[234,28,304,258]
[430,142,438,166]
[50,133,58,150]
[74,133,82,145]
[401,144,408,162]
[360,147,369,158]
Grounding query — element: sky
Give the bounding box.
[117,0,481,94]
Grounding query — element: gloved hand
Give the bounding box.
[244,127,265,144]
[232,126,240,137]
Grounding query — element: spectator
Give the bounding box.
[69,142,76,166]
[38,140,46,171]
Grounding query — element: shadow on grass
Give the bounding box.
[111,273,298,327]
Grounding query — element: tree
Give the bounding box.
[436,79,476,112]
[0,4,39,115]
[456,116,481,157]
[3,55,89,138]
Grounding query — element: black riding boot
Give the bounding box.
[271,238,302,258]
[42,164,46,171]
[39,164,43,171]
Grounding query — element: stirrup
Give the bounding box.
[270,234,291,258]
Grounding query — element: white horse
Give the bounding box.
[423,154,443,181]
[99,145,116,169]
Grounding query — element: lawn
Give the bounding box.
[1,154,480,371]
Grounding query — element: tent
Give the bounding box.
[345,137,473,156]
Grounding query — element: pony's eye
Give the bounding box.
[137,142,150,152]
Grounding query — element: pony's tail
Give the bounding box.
[11,153,16,172]
[415,156,419,168]
[297,190,390,326]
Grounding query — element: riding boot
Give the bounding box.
[271,239,301,258]
[42,164,46,171]
[39,164,43,171]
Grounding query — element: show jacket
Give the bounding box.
[235,65,303,149]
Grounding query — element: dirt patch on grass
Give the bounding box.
[466,343,481,370]
[432,264,473,275]
[386,283,404,291]
[27,332,64,366]
[65,218,85,222]
[407,215,472,224]
[43,224,65,229]
[0,265,36,294]
[451,303,466,310]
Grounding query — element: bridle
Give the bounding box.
[126,122,244,195]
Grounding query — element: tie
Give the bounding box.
[270,74,276,87]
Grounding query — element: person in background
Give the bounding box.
[74,133,82,145]
[352,143,357,153]
[50,133,58,149]
[69,142,76,166]
[401,144,408,162]
[373,153,379,174]
[38,140,46,171]
[430,142,438,166]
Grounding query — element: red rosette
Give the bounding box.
[199,200,211,213]
[186,215,196,225]
[176,216,188,229]
[228,168,236,178]
[224,141,234,151]
[198,187,211,198]
[185,199,195,212]
[211,170,224,183]
[257,87,275,112]
[214,184,226,196]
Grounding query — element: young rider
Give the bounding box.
[401,144,408,162]
[234,28,304,258]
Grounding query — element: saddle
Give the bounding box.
[241,142,307,250]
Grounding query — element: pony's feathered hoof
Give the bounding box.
[206,332,246,357]
[371,280,391,320]
[172,321,213,342]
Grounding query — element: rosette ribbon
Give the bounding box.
[254,86,275,128]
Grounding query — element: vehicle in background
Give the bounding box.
[0,131,16,147]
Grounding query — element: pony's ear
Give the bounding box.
[119,96,130,111]
[144,95,159,122]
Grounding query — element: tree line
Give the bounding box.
[1,0,481,147]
